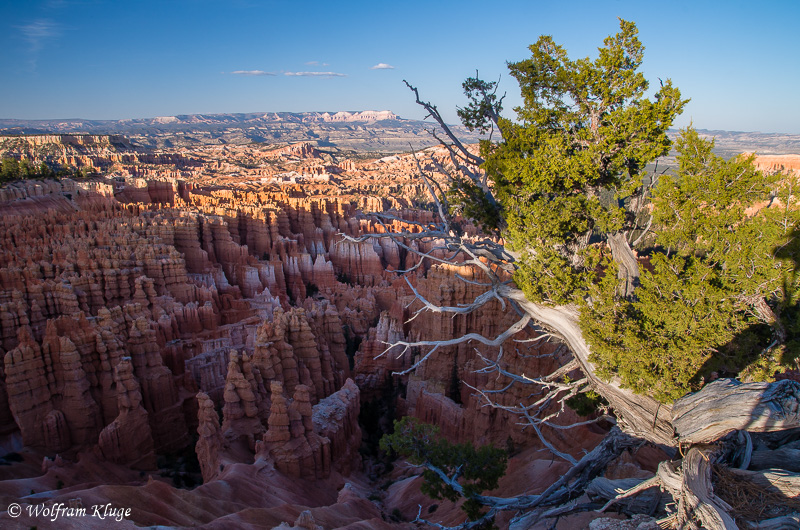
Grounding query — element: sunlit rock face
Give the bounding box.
[750,153,800,175]
[0,138,637,527]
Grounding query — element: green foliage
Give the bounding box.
[457,76,503,134]
[446,176,502,232]
[380,417,507,522]
[514,246,592,305]
[305,282,319,298]
[1,157,53,182]
[0,156,96,183]
[475,19,686,305]
[582,129,800,401]
[444,19,800,403]
[583,253,754,401]
[566,389,608,417]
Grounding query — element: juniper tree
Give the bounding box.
[483,19,686,302]
[380,417,507,526]
[407,18,798,404]
[583,128,800,401]
[350,19,800,528]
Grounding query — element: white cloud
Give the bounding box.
[231,70,276,76]
[370,63,395,70]
[18,19,60,53]
[304,61,329,66]
[284,71,346,77]
[16,19,61,70]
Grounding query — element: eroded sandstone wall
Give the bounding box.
[0,177,382,472]
[0,140,582,486]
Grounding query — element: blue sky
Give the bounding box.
[1,0,798,133]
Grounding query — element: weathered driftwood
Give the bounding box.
[672,379,800,444]
[588,477,647,501]
[599,452,742,528]
[657,458,683,492]
[676,448,738,529]
[607,232,640,298]
[591,476,662,515]
[645,449,738,530]
[597,448,800,528]
[732,430,754,470]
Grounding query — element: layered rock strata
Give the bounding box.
[0,166,571,470]
[0,138,663,528]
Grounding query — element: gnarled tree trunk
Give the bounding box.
[499,284,677,446]
[672,379,800,443]
[499,284,800,527]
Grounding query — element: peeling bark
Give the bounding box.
[607,231,640,298]
[677,448,738,530]
[672,379,800,444]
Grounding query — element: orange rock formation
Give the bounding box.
[0,135,695,527]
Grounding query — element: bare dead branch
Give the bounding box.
[520,406,579,465]
[404,276,501,320]
[387,314,532,375]
[598,474,662,512]
[413,504,499,530]
[404,79,485,168]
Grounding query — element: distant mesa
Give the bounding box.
[0,110,473,153]
[748,153,800,175]
[153,116,179,124]
[4,112,797,158]
[258,111,398,123]
[304,111,398,123]
[0,110,400,133]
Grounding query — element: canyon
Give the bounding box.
[0,134,615,529]
[0,131,798,529]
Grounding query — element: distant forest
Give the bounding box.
[0,157,96,183]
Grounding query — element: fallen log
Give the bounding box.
[678,448,738,529]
